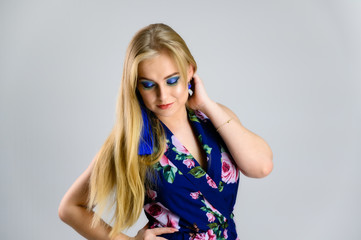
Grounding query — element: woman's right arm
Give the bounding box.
[58,154,178,240]
[58,154,130,240]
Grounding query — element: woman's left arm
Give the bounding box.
[188,73,273,178]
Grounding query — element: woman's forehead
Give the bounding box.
[138,52,179,80]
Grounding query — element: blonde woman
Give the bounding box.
[58,23,273,240]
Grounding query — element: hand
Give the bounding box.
[186,73,214,112]
[130,222,178,240]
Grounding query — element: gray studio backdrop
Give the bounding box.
[1,0,360,239]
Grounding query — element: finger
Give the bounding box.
[192,73,202,82]
[156,237,168,240]
[192,74,205,88]
[151,227,178,235]
[192,73,200,83]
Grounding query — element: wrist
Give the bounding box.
[198,99,217,115]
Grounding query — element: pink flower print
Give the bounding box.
[149,221,162,229]
[206,175,218,189]
[146,189,157,200]
[191,230,216,240]
[202,197,222,216]
[166,214,179,229]
[207,229,217,240]
[144,202,180,229]
[195,110,209,121]
[144,202,163,218]
[168,160,177,169]
[193,232,206,240]
[223,229,228,239]
[190,191,200,199]
[183,158,195,168]
[159,155,169,166]
[165,141,169,152]
[206,212,215,222]
[171,135,189,154]
[221,152,239,184]
[160,155,177,169]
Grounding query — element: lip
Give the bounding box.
[157,102,173,110]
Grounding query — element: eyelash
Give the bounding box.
[140,76,180,89]
[141,81,155,89]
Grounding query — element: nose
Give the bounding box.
[157,84,168,102]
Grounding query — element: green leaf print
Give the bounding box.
[188,166,206,178]
[178,170,183,175]
[203,144,212,154]
[189,114,200,123]
[207,223,219,229]
[218,181,224,192]
[199,199,228,239]
[198,135,212,154]
[163,165,177,184]
[200,206,207,212]
[173,149,193,161]
[221,222,229,229]
[153,162,163,171]
[220,144,225,153]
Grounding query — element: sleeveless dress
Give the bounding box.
[144,108,240,240]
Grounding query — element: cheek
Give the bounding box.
[174,85,188,98]
[138,90,154,106]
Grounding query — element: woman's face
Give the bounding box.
[137,50,193,121]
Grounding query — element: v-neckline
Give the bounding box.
[159,109,210,173]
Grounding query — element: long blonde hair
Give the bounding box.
[87,23,198,238]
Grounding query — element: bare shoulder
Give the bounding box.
[216,102,241,122]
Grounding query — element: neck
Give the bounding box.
[158,107,189,132]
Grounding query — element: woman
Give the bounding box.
[58,23,273,240]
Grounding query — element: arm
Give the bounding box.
[188,73,273,178]
[58,154,178,240]
[202,102,273,178]
[58,154,130,240]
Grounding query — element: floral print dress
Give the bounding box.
[144,108,240,240]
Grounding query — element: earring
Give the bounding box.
[188,82,193,96]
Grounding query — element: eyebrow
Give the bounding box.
[138,72,179,82]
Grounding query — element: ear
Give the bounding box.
[187,64,195,81]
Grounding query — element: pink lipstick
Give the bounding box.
[157,103,173,110]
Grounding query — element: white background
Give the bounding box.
[1,0,360,239]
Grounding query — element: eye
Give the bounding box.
[166,76,180,85]
[140,81,155,89]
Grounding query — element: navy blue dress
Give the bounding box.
[144,108,240,240]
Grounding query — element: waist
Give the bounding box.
[154,220,237,240]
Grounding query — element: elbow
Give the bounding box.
[260,150,273,177]
[260,159,273,177]
[258,148,273,177]
[58,198,72,224]
[241,155,273,178]
[58,201,68,223]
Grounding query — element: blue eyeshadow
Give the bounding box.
[141,81,155,89]
[167,76,179,85]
